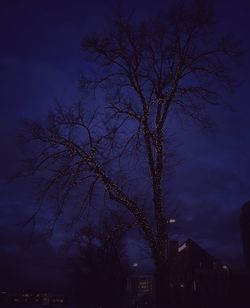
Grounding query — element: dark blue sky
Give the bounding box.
[0,0,250,291]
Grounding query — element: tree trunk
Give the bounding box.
[154,261,171,308]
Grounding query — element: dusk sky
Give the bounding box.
[1,0,250,292]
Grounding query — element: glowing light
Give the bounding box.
[178,243,187,252]
[169,219,176,223]
[193,280,197,292]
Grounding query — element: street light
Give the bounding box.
[168,219,176,224]
[166,218,176,256]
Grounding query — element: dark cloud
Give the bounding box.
[170,165,246,266]
[0,195,71,291]
[0,238,69,292]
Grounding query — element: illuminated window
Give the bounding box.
[178,243,187,252]
[193,280,197,292]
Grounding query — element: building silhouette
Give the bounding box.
[240,201,250,271]
[127,239,230,308]
[168,239,229,301]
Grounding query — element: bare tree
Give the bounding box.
[20,1,241,307]
[70,212,130,308]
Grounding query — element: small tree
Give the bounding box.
[70,213,130,308]
[21,1,240,307]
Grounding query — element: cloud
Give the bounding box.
[0,217,69,292]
